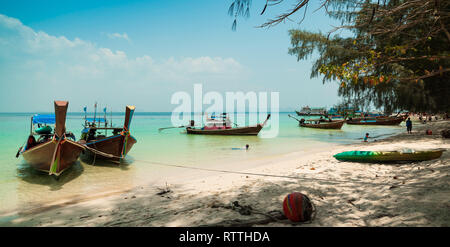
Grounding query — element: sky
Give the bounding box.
[0,0,343,112]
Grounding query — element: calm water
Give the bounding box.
[0,112,403,214]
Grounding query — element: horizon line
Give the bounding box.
[0,111,292,114]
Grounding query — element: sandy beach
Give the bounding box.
[1,119,449,227]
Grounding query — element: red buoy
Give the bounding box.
[282,192,313,222]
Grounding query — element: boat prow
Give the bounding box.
[20,101,85,176]
[22,139,85,175]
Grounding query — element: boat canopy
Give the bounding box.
[205,113,232,127]
[32,114,55,124]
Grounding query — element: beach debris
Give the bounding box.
[156,189,171,196]
[203,200,287,227]
[389,185,398,190]
[310,167,316,170]
[347,198,357,206]
[231,201,252,215]
[282,192,313,222]
[156,182,172,196]
[372,212,397,219]
[79,215,90,219]
[209,201,222,208]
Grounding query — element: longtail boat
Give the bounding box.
[186,114,271,136]
[288,114,345,129]
[300,119,345,129]
[79,105,137,162]
[334,149,444,163]
[16,101,85,176]
[346,116,404,125]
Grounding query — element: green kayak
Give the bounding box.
[334,149,444,162]
[35,125,52,135]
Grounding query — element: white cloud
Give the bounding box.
[0,14,243,76]
[106,32,130,42]
[0,14,244,111]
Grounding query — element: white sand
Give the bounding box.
[1,120,449,227]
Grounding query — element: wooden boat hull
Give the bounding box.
[350,116,389,121]
[186,125,263,135]
[21,139,84,176]
[81,134,137,161]
[300,120,345,129]
[346,117,403,125]
[334,150,444,162]
[79,105,137,162]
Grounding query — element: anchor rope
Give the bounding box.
[127,158,450,190]
[79,145,448,191]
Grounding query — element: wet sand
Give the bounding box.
[1,119,449,227]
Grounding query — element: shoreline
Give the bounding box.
[1,120,449,226]
[0,137,343,217]
[0,141,341,220]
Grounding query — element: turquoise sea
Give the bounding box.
[0,112,403,214]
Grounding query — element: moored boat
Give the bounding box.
[78,105,137,162]
[17,101,85,176]
[186,114,271,136]
[296,106,327,116]
[300,119,345,129]
[346,116,404,125]
[288,114,345,129]
[326,108,344,119]
[334,149,444,162]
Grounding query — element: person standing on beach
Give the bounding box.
[406,117,412,134]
